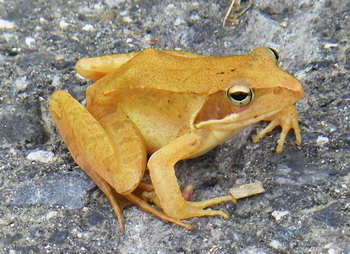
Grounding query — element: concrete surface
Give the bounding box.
[0,0,349,253]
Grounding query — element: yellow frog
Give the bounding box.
[49,47,303,231]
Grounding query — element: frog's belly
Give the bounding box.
[118,89,205,154]
[122,110,187,154]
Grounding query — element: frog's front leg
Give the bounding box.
[252,105,301,153]
[148,131,236,220]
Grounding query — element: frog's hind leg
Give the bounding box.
[123,193,194,230]
[49,90,147,194]
[75,52,139,81]
[83,165,129,231]
[49,90,148,230]
[90,178,193,231]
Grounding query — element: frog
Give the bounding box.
[49,47,303,231]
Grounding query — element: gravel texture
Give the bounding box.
[0,0,349,253]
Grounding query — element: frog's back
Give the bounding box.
[88,48,248,96]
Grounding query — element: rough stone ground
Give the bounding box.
[0,0,349,253]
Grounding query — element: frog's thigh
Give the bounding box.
[75,51,139,81]
[49,91,146,194]
[148,132,235,220]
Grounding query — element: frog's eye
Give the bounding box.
[267,47,280,62]
[226,85,254,106]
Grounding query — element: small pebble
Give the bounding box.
[271,210,290,221]
[316,136,329,146]
[122,16,133,23]
[327,249,336,254]
[0,19,15,29]
[93,3,104,10]
[120,10,128,16]
[25,37,35,47]
[324,43,338,49]
[39,17,48,24]
[190,14,200,21]
[82,24,94,31]
[279,21,288,27]
[59,20,70,29]
[269,239,283,249]
[46,211,58,220]
[26,150,56,163]
[174,18,184,26]
[51,74,60,87]
[14,77,28,91]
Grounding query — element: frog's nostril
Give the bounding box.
[273,87,283,95]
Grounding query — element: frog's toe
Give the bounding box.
[188,208,230,219]
[182,185,194,201]
[276,111,302,153]
[275,128,287,154]
[137,182,154,191]
[294,127,302,146]
[192,195,237,208]
[169,200,233,220]
[252,120,279,143]
[163,196,235,220]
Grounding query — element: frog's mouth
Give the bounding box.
[193,107,285,130]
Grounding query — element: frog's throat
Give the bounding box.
[193,107,284,131]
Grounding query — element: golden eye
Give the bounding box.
[226,85,254,106]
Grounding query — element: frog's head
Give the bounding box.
[193,47,304,130]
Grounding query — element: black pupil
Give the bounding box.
[230,92,248,101]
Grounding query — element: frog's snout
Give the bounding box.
[285,75,304,100]
[293,79,304,99]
